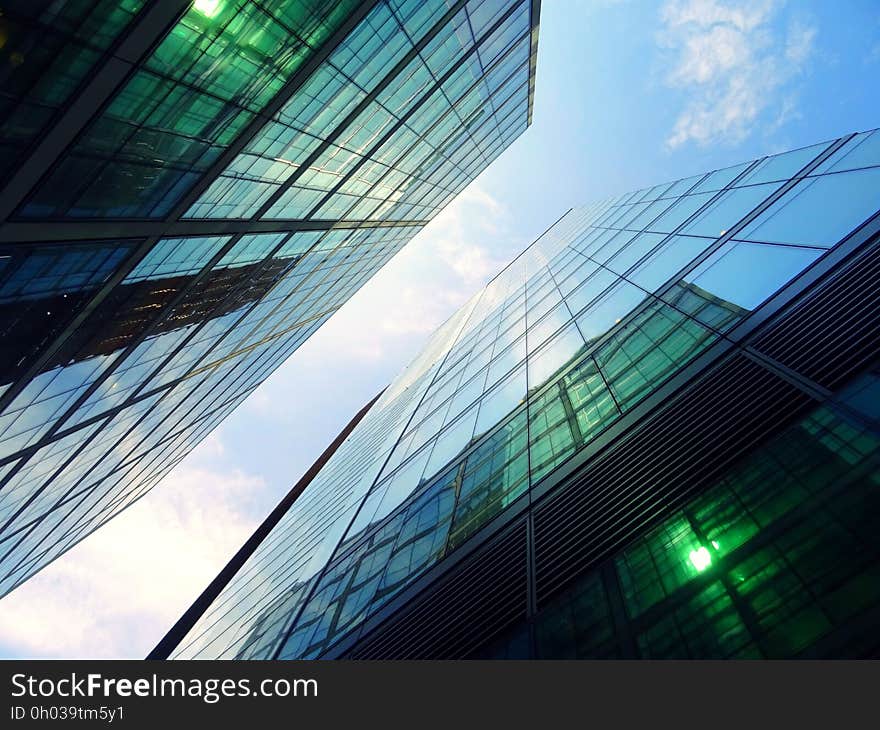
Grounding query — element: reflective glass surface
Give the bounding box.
[0,0,535,595]
[499,382,880,658]
[21,1,362,217]
[170,131,880,659]
[0,0,145,176]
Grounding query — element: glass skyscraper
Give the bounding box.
[156,130,880,659]
[0,0,540,595]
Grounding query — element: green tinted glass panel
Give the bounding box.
[0,1,144,175]
[449,410,529,548]
[531,395,880,658]
[595,300,719,411]
[20,1,361,218]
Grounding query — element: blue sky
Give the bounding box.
[1,0,878,658]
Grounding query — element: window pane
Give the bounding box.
[681,183,781,239]
[739,168,880,247]
[674,240,824,313]
[575,280,646,342]
[628,235,713,293]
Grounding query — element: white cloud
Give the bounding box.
[663,0,775,33]
[0,436,268,658]
[430,187,507,284]
[785,20,817,64]
[659,0,817,149]
[267,182,512,368]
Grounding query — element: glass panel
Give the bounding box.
[646,192,716,234]
[595,301,718,411]
[575,280,646,343]
[628,235,713,294]
[528,321,585,389]
[681,183,781,239]
[0,240,137,384]
[671,240,824,315]
[423,405,478,475]
[529,356,618,482]
[373,464,458,604]
[738,168,880,247]
[813,129,880,174]
[689,161,751,193]
[535,570,617,658]
[0,1,145,176]
[21,0,362,218]
[449,410,528,548]
[735,141,829,186]
[475,364,526,436]
[605,231,666,276]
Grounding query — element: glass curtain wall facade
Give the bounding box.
[160,129,880,659]
[0,0,540,596]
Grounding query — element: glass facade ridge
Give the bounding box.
[0,0,538,596]
[161,128,880,659]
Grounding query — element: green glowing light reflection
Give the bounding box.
[193,0,222,18]
[689,546,712,572]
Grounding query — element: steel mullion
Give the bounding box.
[0,217,430,245]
